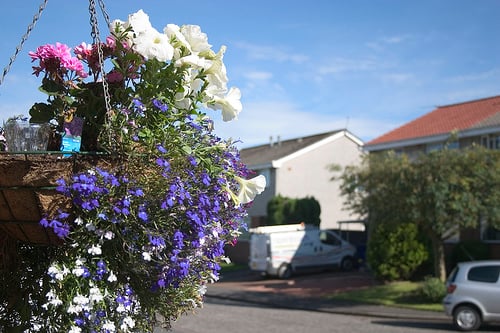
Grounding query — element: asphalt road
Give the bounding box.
[164,298,500,333]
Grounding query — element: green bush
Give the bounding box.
[418,276,447,302]
[367,222,428,281]
[267,195,321,226]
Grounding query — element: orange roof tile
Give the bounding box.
[366,95,500,146]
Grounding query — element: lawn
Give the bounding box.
[328,280,444,312]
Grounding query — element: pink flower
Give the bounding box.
[74,42,93,61]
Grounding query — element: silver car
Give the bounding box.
[443,260,500,331]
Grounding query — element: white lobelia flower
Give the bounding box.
[107,271,117,282]
[102,321,116,332]
[69,326,82,333]
[235,175,266,204]
[72,266,85,277]
[89,287,104,303]
[133,28,174,62]
[87,244,102,255]
[142,251,152,261]
[121,316,136,330]
[207,87,242,122]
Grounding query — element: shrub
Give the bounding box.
[418,276,447,302]
[367,222,428,281]
[267,195,321,226]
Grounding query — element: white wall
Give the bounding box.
[275,134,364,230]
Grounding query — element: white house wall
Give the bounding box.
[275,134,363,230]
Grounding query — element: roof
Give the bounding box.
[366,95,500,148]
[240,130,360,167]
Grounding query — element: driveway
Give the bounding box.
[215,268,380,297]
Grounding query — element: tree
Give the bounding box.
[340,146,500,281]
[266,195,321,227]
[368,222,428,281]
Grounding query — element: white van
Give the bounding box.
[248,223,357,278]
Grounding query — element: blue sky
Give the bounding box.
[1,0,500,148]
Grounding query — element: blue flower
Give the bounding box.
[152,98,169,112]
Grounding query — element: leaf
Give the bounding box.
[29,102,56,123]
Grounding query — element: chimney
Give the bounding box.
[269,135,274,147]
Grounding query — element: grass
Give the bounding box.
[220,262,247,273]
[328,280,444,312]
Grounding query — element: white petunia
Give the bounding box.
[164,23,191,59]
[127,9,152,34]
[133,28,174,62]
[204,46,228,91]
[174,54,212,69]
[207,87,242,122]
[180,25,211,53]
[235,175,266,205]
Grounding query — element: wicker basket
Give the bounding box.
[0,152,118,246]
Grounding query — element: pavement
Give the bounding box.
[205,268,449,322]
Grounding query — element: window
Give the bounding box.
[468,265,500,283]
[480,134,500,150]
[319,231,341,246]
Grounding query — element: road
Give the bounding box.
[162,298,500,333]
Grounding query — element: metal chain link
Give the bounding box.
[98,0,111,28]
[0,0,49,87]
[88,0,112,116]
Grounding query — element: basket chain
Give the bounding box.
[88,0,114,147]
[0,0,49,87]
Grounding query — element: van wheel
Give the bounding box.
[341,256,354,271]
[453,305,481,331]
[278,264,292,279]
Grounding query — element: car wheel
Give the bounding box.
[453,305,482,331]
[341,256,354,271]
[278,263,292,279]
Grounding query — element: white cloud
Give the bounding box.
[380,73,415,84]
[234,41,308,64]
[366,34,412,51]
[243,71,273,81]
[444,68,500,84]
[316,57,378,75]
[211,99,399,148]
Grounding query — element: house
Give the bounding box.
[365,95,500,156]
[364,95,500,251]
[240,129,364,231]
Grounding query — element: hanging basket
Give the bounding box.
[0,152,119,246]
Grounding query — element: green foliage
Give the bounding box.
[340,147,500,280]
[367,222,428,281]
[266,195,321,226]
[418,276,447,303]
